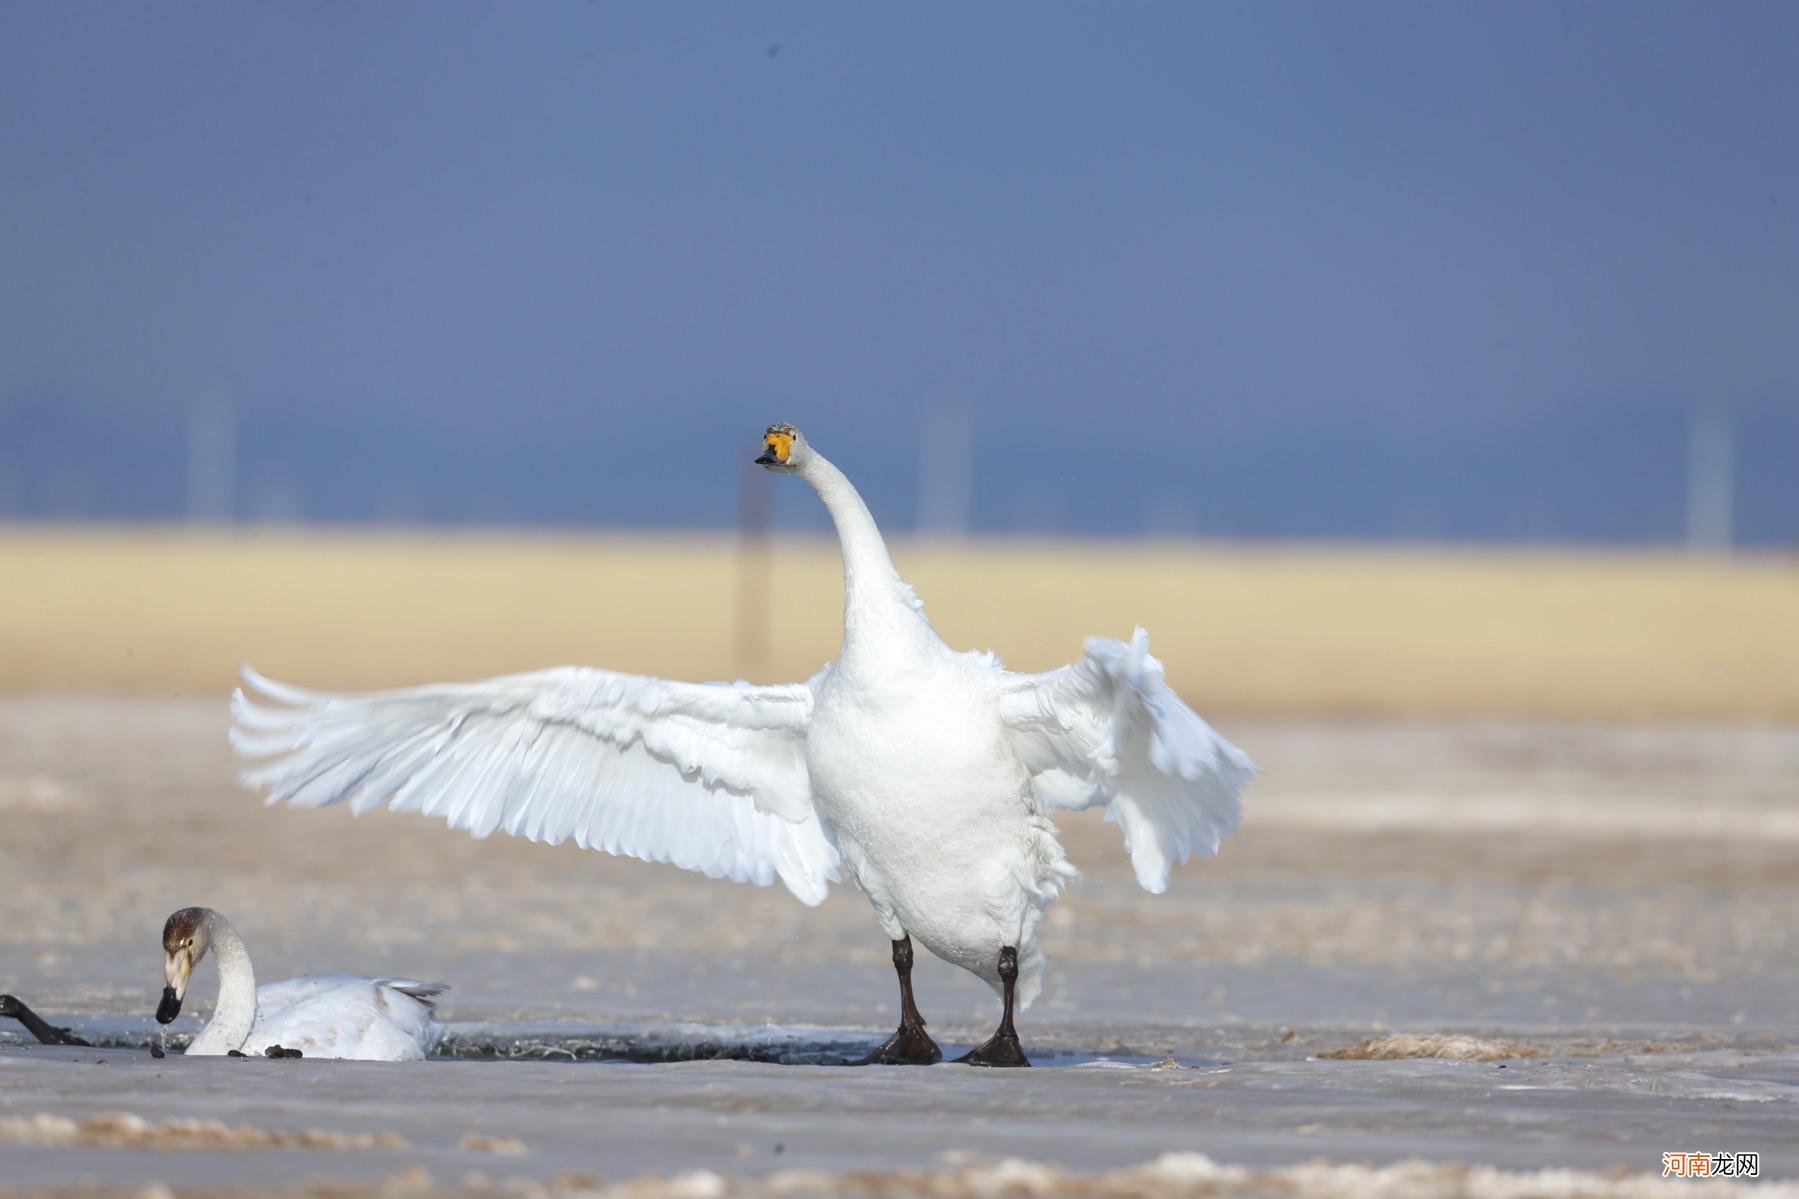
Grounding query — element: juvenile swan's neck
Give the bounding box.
[192,910,257,1054]
[798,452,937,663]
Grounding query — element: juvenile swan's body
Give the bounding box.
[157,908,444,1060]
[233,426,1252,1064]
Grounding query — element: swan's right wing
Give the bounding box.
[232,665,839,904]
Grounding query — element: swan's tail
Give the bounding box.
[378,979,449,1012]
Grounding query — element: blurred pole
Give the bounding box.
[917,395,972,539]
[186,389,237,525]
[0,396,14,517]
[736,458,773,678]
[1686,402,1733,554]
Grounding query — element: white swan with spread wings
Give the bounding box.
[232,424,1252,1066]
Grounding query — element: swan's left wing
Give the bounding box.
[997,628,1254,893]
[231,665,838,904]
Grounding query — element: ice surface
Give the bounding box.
[1,701,1795,1192]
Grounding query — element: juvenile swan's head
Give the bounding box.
[158,907,212,1023]
[754,423,809,472]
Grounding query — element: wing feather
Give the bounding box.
[232,665,839,905]
[998,628,1253,893]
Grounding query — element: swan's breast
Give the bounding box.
[806,660,1032,845]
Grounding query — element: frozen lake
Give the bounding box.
[3,701,1797,1194]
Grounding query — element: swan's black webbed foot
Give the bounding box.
[855,936,943,1066]
[858,1021,942,1066]
[955,945,1031,1068]
[958,1029,1031,1067]
[227,1049,248,1057]
[0,994,93,1047]
[263,1045,304,1059]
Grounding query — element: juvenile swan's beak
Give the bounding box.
[158,951,191,1024]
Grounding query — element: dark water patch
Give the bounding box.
[436,1021,867,1065]
[6,1019,1218,1069]
[433,1021,1220,1068]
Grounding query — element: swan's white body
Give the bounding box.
[175,911,444,1060]
[232,433,1252,1009]
[806,646,1071,1002]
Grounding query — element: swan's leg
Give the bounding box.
[855,936,942,1065]
[956,946,1031,1067]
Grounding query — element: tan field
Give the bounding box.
[1,526,1795,721]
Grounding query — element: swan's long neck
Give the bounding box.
[194,910,257,1053]
[798,451,938,666]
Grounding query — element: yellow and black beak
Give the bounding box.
[756,429,794,466]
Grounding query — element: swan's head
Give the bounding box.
[0,994,21,1018]
[754,423,809,472]
[157,907,212,1023]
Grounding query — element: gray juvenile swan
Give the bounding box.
[157,907,445,1060]
[232,425,1252,1066]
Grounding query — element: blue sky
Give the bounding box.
[2,2,1795,542]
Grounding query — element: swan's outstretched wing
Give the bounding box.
[997,628,1253,893]
[232,666,839,904]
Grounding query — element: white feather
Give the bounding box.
[243,975,443,1061]
[998,627,1254,893]
[231,666,839,905]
